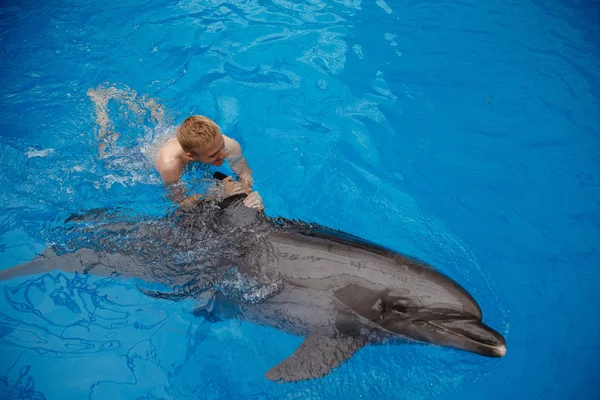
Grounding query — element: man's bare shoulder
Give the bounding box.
[157,159,184,185]
[156,138,185,184]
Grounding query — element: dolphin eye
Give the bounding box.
[391,303,407,314]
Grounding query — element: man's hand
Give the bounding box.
[239,174,253,194]
[222,176,246,197]
[243,191,264,210]
[178,194,201,208]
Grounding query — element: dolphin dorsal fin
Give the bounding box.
[265,335,366,382]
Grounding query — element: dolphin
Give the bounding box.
[0,193,506,382]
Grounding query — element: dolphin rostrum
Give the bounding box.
[0,193,506,382]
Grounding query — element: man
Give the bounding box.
[155,115,263,208]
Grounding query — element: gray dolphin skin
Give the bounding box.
[0,195,506,382]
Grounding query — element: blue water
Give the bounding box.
[1,0,599,399]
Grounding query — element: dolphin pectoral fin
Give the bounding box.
[136,287,225,322]
[197,292,241,322]
[265,335,365,383]
[192,291,222,322]
[192,307,223,322]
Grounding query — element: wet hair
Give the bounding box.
[176,115,221,153]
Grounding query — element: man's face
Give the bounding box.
[191,134,226,166]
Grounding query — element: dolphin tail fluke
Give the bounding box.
[192,306,223,322]
[0,249,158,283]
[265,335,366,383]
[0,249,62,281]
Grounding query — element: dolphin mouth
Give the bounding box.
[413,318,507,357]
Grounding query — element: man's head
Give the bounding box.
[177,115,226,166]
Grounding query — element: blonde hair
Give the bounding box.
[176,115,221,153]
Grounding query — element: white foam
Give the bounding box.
[385,33,402,56]
[353,44,364,59]
[376,0,392,14]
[25,148,55,158]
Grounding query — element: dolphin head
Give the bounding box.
[334,281,506,358]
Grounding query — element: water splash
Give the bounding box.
[87,82,167,157]
[47,199,282,305]
[86,82,178,190]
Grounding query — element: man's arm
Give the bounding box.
[156,158,192,203]
[157,158,183,186]
[223,136,254,190]
[165,181,191,204]
[167,176,246,206]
